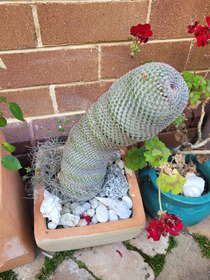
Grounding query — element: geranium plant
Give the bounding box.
[0,58,25,171]
[126,18,210,241]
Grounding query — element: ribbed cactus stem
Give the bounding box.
[59,62,189,202]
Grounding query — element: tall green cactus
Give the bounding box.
[59,62,189,202]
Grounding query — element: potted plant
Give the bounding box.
[125,17,210,239]
[0,59,35,273]
[33,22,191,251]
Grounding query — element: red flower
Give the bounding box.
[188,17,210,47]
[80,214,91,225]
[146,212,183,241]
[188,21,199,34]
[130,23,153,43]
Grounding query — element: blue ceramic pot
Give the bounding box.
[138,154,210,227]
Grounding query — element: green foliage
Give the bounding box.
[59,126,65,132]
[130,41,140,53]
[143,59,154,64]
[157,169,186,194]
[55,119,61,123]
[0,116,7,127]
[8,102,25,122]
[0,270,17,280]
[35,250,77,280]
[1,142,16,152]
[166,235,178,253]
[0,96,6,103]
[75,113,80,118]
[63,118,70,124]
[182,72,210,104]
[193,234,210,259]
[172,115,183,126]
[1,155,22,170]
[125,147,146,171]
[144,136,171,167]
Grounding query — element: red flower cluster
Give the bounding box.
[188,17,210,47]
[130,24,153,43]
[80,214,91,225]
[146,212,183,241]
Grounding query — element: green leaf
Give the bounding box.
[0,117,7,127]
[1,142,16,152]
[189,91,200,104]
[59,126,65,132]
[125,147,146,171]
[144,136,171,167]
[172,115,183,126]
[0,96,6,103]
[75,114,80,118]
[55,119,61,123]
[8,102,25,122]
[143,59,154,64]
[54,136,58,142]
[157,170,186,194]
[63,118,70,124]
[1,155,22,171]
[206,79,210,93]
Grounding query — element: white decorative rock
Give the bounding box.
[89,198,99,209]
[122,195,133,209]
[40,190,62,227]
[62,203,71,214]
[96,197,131,219]
[73,205,86,216]
[96,205,109,223]
[108,210,119,222]
[60,213,80,228]
[85,209,95,217]
[91,215,98,224]
[115,159,125,169]
[79,219,88,226]
[183,175,205,197]
[82,202,91,211]
[47,221,58,230]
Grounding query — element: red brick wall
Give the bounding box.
[0,0,209,152]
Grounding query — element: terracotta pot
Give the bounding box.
[34,147,146,252]
[0,130,35,273]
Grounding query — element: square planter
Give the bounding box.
[34,147,146,252]
[0,131,35,273]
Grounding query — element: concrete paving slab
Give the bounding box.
[187,215,210,239]
[48,259,95,280]
[13,248,45,280]
[73,242,155,280]
[156,230,210,280]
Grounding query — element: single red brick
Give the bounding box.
[101,41,191,79]
[150,0,210,39]
[55,81,114,112]
[186,43,210,71]
[0,48,98,89]
[0,4,36,50]
[1,121,31,154]
[37,2,148,45]
[0,87,53,118]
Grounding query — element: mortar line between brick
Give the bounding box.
[0,0,139,4]
[184,39,195,71]
[0,79,116,92]
[31,4,43,47]
[6,110,86,124]
[146,0,152,23]
[98,45,101,79]
[0,38,194,54]
[49,85,58,114]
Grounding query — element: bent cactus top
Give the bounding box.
[59,62,189,202]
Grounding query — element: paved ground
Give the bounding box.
[10,213,210,280]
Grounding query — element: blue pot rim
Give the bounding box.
[139,155,210,206]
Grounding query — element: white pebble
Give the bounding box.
[60,213,80,228]
[89,198,99,209]
[73,205,86,216]
[47,221,57,230]
[91,215,98,224]
[82,202,91,211]
[79,219,88,226]
[108,210,118,222]
[122,195,133,209]
[86,208,95,217]
[96,205,109,223]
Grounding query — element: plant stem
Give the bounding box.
[179,149,210,155]
[194,103,205,145]
[194,46,203,75]
[204,66,210,80]
[158,167,163,213]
